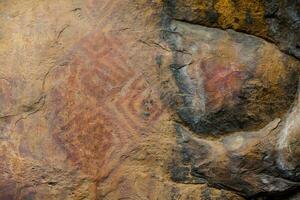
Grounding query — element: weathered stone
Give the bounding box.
[161,3,300,199]
[172,116,300,198]
[0,0,299,199]
[168,0,300,59]
[162,20,299,134]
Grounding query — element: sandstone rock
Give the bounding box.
[161,3,300,199]
[0,0,299,200]
[162,20,299,134]
[172,117,300,198]
[167,0,300,59]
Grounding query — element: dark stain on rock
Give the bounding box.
[201,188,212,200]
[205,10,219,24]
[245,10,253,24]
[170,165,190,182]
[264,0,280,18]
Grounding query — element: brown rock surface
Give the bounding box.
[169,0,300,59]
[0,0,299,200]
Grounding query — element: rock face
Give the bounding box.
[0,0,299,200]
[170,0,300,59]
[163,20,298,134]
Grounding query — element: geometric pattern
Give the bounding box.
[47,30,164,179]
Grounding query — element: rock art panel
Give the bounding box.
[160,17,300,199]
[45,30,165,179]
[0,0,299,199]
[162,20,299,134]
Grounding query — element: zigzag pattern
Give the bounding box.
[48,30,164,179]
[79,31,164,133]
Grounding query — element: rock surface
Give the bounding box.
[169,0,300,59]
[163,20,298,134]
[0,0,299,200]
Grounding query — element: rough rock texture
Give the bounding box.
[163,20,298,134]
[170,0,300,59]
[0,0,299,200]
